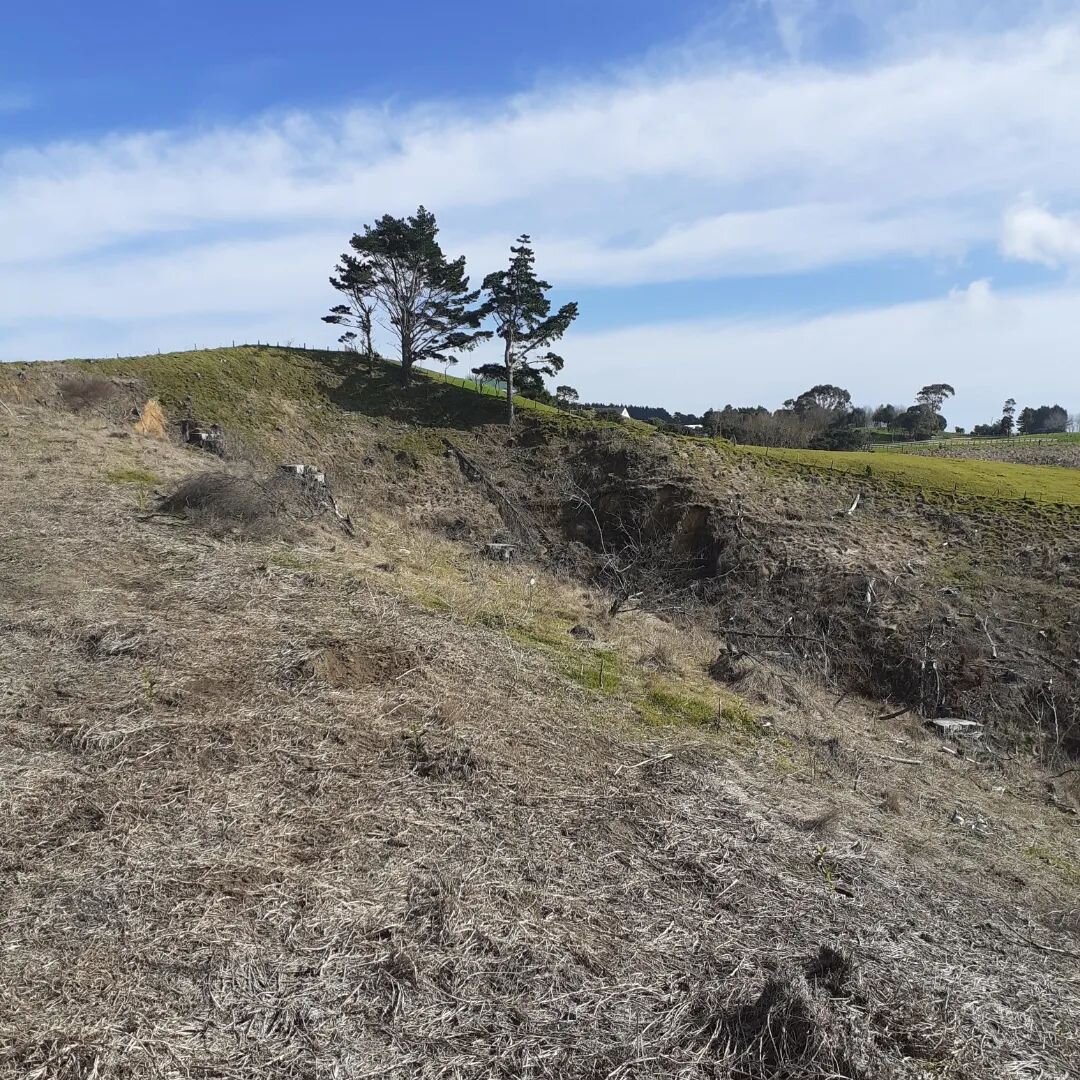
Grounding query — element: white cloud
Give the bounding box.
[2,19,1080,275]
[462,203,984,287]
[1001,203,1080,266]
[568,282,1080,425]
[948,277,994,311]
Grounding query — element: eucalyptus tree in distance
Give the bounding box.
[478,236,578,426]
[323,206,489,387]
[555,385,579,410]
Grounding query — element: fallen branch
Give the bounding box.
[994,922,1080,962]
[614,753,674,776]
[875,706,912,722]
[725,628,824,645]
[444,439,553,552]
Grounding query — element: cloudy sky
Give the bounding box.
[2,0,1079,424]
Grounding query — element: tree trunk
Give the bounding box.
[398,319,413,386]
[363,314,375,380]
[504,335,515,427]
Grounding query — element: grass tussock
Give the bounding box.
[133,398,168,439]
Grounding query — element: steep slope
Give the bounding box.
[1,354,1078,1078]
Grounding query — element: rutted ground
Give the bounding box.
[888,440,1080,470]
[1,391,1078,1078]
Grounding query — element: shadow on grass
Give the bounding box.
[322,353,510,430]
[317,347,544,427]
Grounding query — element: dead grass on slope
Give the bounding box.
[1,405,1078,1079]
[133,398,168,440]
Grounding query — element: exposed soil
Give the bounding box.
[452,418,1080,761]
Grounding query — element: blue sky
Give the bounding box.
[2,0,1080,424]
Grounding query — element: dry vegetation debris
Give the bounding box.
[0,399,1078,1079]
[157,467,355,540]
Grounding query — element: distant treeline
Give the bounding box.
[972,403,1071,437]
[582,387,1078,448]
[580,402,704,426]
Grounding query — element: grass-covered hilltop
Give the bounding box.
[1,346,1078,1079]
[9,344,1079,503]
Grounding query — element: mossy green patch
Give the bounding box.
[106,466,158,486]
[508,622,573,651]
[718,697,763,734]
[474,610,511,631]
[639,681,716,726]
[562,648,621,693]
[636,680,766,738]
[771,750,799,776]
[390,428,449,467]
[414,588,453,614]
[1026,844,1080,884]
[267,550,308,570]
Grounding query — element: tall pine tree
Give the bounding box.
[478,236,578,426]
[323,207,488,386]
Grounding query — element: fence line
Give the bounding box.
[869,433,1074,453]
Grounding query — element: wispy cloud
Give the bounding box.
[0,89,31,114]
[2,7,1080,420]
[2,20,1079,274]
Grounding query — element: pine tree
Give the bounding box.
[479,236,578,426]
[1001,397,1017,436]
[323,207,488,387]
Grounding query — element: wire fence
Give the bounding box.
[868,433,1078,453]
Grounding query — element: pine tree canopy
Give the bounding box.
[323,206,489,386]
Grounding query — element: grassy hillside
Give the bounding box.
[874,431,1080,451]
[8,346,1080,510]
[738,443,1080,505]
[27,345,562,433]
[871,432,1080,470]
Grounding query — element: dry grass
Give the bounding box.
[133,398,168,439]
[1,403,1078,1079]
